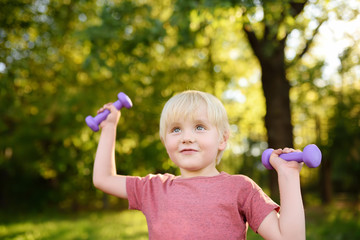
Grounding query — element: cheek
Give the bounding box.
[165,140,179,164]
[202,133,220,146]
[200,138,219,152]
[164,138,177,154]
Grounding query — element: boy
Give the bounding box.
[92,90,305,240]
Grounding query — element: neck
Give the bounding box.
[179,168,220,179]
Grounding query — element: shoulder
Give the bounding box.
[222,172,261,191]
[127,173,177,185]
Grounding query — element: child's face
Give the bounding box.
[163,104,227,177]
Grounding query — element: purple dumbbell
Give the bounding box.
[85,92,132,132]
[261,144,322,170]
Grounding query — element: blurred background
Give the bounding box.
[1,0,359,239]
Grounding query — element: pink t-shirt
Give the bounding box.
[126,171,279,240]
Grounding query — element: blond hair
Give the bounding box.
[159,90,230,164]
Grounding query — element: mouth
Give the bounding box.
[180,149,198,154]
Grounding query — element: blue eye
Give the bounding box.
[196,125,205,131]
[172,127,181,133]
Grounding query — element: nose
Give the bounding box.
[182,130,195,144]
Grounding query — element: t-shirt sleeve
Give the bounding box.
[240,177,280,233]
[126,174,172,211]
[126,175,146,211]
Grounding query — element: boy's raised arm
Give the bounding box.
[92,104,128,199]
[257,148,306,240]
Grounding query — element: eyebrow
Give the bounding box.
[193,118,208,124]
[167,121,182,129]
[174,118,212,128]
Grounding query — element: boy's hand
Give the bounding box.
[97,103,121,129]
[269,148,303,174]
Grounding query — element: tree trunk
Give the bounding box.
[316,115,332,204]
[259,43,294,201]
[320,156,332,204]
[242,1,309,201]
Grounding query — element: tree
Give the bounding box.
[240,0,327,199]
[169,0,331,199]
[0,0,102,210]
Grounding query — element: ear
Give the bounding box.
[218,130,229,151]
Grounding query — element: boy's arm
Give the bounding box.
[257,148,306,240]
[92,104,128,199]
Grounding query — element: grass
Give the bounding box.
[0,204,359,240]
[305,204,360,240]
[0,210,148,240]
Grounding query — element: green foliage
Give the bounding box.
[326,91,360,196]
[1,0,360,212]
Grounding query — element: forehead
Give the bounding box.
[171,107,209,124]
[167,101,208,124]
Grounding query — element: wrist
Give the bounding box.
[277,168,300,182]
[101,123,118,130]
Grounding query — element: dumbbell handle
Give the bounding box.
[85,92,132,132]
[261,144,322,170]
[278,152,303,162]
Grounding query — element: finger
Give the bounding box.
[282,147,293,153]
[97,102,113,114]
[284,147,301,154]
[269,149,283,169]
[102,102,113,109]
[108,104,118,112]
[270,149,282,157]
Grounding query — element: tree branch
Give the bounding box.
[290,0,308,18]
[287,18,326,67]
[243,24,262,59]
